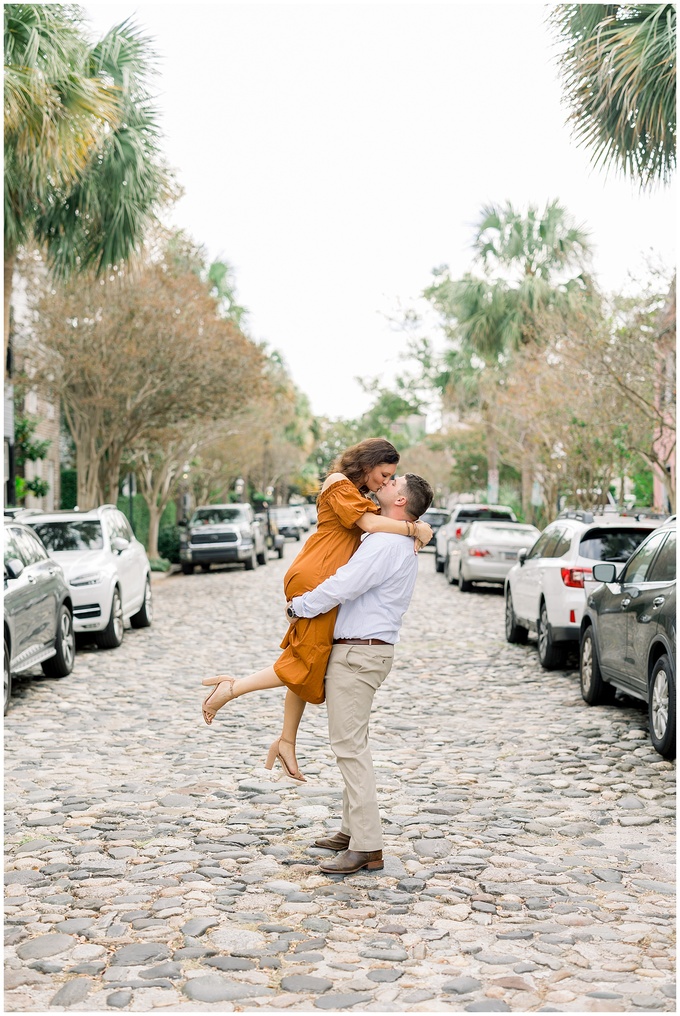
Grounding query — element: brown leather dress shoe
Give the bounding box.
[313,831,351,850]
[319,849,384,874]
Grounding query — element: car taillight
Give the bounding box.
[469,547,491,557]
[455,526,463,539]
[561,567,592,588]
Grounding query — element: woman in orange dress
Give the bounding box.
[201,438,432,781]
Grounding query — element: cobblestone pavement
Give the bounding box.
[5,540,676,1013]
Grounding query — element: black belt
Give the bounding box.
[333,638,392,646]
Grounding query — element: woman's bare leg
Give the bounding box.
[202,672,309,778]
[277,690,306,776]
[201,665,283,722]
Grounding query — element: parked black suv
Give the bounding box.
[580,521,676,758]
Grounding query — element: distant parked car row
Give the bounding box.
[4,506,153,715]
[434,501,675,759]
[178,501,318,574]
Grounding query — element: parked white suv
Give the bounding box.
[504,510,662,669]
[27,506,152,649]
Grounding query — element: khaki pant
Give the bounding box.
[325,643,394,852]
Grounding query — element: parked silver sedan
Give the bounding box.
[446,521,541,592]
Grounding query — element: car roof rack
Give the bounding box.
[557,509,594,523]
[620,509,672,521]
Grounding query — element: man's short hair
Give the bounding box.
[403,473,434,520]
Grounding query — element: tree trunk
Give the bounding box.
[4,245,16,378]
[76,440,102,510]
[483,403,499,504]
[147,504,161,559]
[99,445,124,507]
[521,456,533,523]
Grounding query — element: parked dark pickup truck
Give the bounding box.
[179,503,267,574]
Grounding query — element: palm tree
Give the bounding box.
[473,199,594,336]
[424,200,594,512]
[549,4,676,188]
[4,4,167,370]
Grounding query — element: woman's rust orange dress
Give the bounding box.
[273,479,379,704]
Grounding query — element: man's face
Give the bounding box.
[376,474,407,511]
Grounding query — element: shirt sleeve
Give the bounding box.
[292,534,401,617]
[325,480,380,529]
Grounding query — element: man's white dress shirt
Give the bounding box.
[291,532,418,644]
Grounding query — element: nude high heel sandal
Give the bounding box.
[264,737,306,782]
[202,677,235,725]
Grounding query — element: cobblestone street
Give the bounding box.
[5,540,676,1013]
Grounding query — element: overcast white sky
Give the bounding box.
[83,1,676,420]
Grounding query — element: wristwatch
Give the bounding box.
[286,601,299,621]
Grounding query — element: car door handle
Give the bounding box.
[26,574,37,584]
[653,596,665,608]
[621,597,631,608]
[48,567,59,576]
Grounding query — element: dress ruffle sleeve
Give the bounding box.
[323,480,380,529]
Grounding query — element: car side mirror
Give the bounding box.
[4,558,25,580]
[592,563,618,583]
[517,548,528,566]
[111,537,129,554]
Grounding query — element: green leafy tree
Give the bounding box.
[27,240,265,509]
[549,4,676,188]
[4,4,167,371]
[208,260,248,328]
[14,414,51,501]
[423,200,594,514]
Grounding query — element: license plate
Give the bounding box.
[504,551,517,559]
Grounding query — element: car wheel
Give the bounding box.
[130,577,153,628]
[257,548,267,566]
[435,553,445,574]
[505,590,528,644]
[95,588,124,649]
[649,655,676,759]
[579,625,614,703]
[200,563,211,572]
[537,600,566,670]
[277,545,284,559]
[181,563,194,575]
[4,640,12,716]
[459,566,473,593]
[42,605,75,678]
[244,550,257,571]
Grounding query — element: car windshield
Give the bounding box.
[30,521,104,551]
[191,508,245,525]
[423,512,449,528]
[579,527,655,563]
[470,524,535,539]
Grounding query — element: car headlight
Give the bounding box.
[70,572,103,587]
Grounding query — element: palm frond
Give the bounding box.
[5,6,169,272]
[548,4,676,188]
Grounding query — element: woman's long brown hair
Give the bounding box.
[331,438,400,491]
